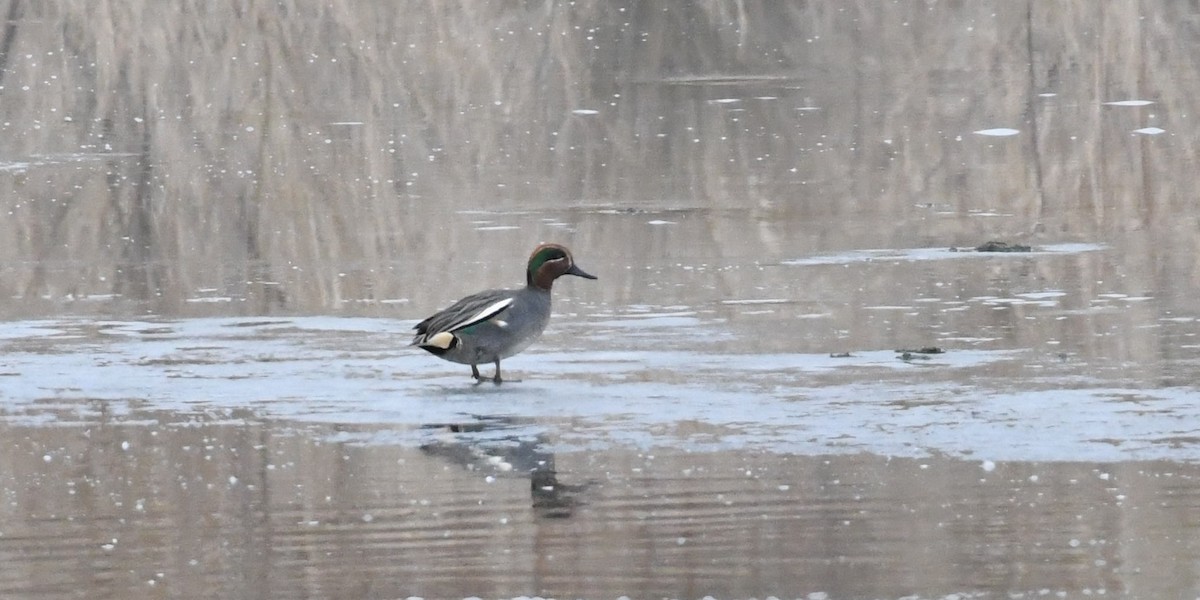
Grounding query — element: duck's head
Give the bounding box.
[526,243,597,290]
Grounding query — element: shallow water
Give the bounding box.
[3,255,1200,598]
[4,1,1200,598]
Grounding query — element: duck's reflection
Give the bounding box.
[419,415,586,518]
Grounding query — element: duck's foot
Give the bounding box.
[475,373,517,385]
[489,359,518,384]
[470,364,486,385]
[469,362,519,385]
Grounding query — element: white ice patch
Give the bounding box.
[973,128,1020,137]
[720,299,791,305]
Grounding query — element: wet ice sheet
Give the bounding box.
[2,316,1199,462]
[781,242,1104,266]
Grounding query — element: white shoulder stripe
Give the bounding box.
[448,297,514,333]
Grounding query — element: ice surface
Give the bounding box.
[1,314,1198,463]
[781,243,1103,266]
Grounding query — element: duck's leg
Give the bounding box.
[471,363,485,384]
[492,358,519,384]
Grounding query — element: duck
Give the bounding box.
[412,243,596,384]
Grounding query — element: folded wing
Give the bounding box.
[412,292,516,346]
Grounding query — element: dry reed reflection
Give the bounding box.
[0,1,1194,319]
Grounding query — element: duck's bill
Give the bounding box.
[566,264,598,279]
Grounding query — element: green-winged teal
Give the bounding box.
[412,243,596,383]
